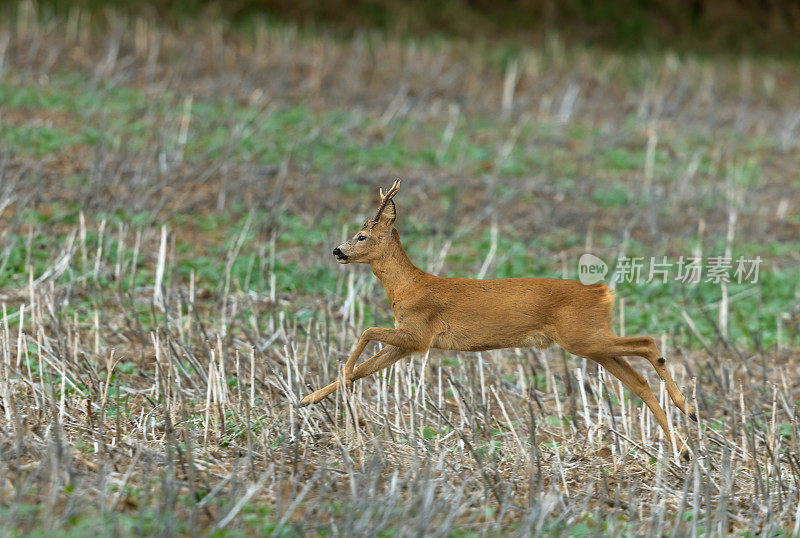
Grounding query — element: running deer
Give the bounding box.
[298,180,697,457]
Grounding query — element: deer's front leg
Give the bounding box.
[344,327,432,381]
[297,344,399,407]
[297,328,432,408]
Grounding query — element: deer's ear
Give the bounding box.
[378,200,396,226]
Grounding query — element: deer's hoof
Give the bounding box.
[682,450,691,462]
[296,394,315,408]
[689,410,697,422]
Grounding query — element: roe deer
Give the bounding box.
[298,180,697,457]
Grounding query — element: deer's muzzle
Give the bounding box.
[333,247,348,262]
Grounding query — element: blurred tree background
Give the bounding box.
[4,0,800,55]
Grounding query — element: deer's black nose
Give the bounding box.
[333,247,347,260]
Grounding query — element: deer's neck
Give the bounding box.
[370,229,425,303]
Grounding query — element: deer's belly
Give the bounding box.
[519,332,554,349]
[431,330,553,351]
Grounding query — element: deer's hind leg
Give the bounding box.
[554,309,695,421]
[554,326,690,456]
[603,335,696,421]
[594,355,688,457]
[559,339,686,454]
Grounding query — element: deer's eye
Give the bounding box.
[357,235,367,241]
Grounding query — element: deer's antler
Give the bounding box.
[373,178,401,222]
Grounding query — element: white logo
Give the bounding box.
[578,254,608,285]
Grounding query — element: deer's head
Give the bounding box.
[333,179,401,264]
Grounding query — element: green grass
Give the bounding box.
[2,74,781,186]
